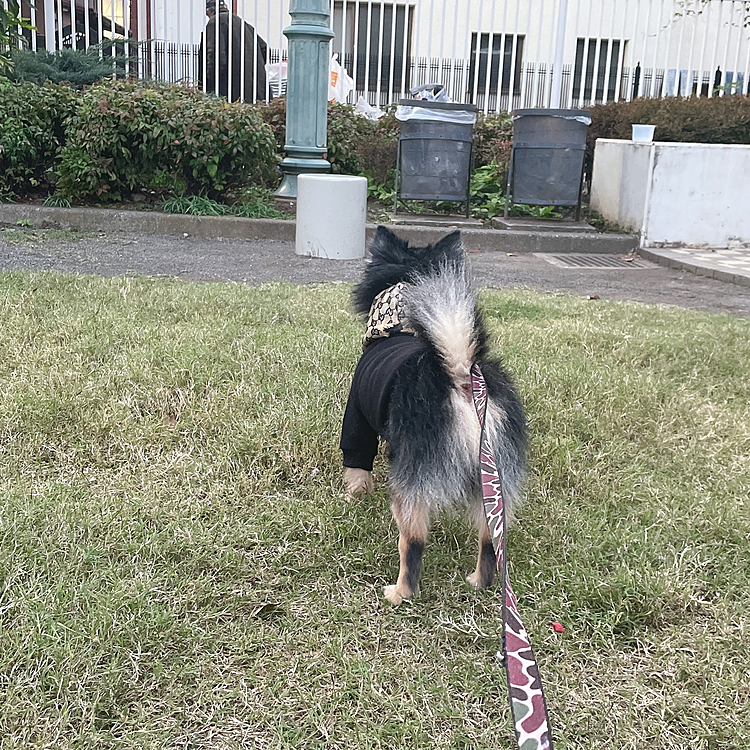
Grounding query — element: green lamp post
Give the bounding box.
[276,0,334,199]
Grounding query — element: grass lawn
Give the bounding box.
[0,272,748,749]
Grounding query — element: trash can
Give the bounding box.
[505,108,591,219]
[395,95,478,216]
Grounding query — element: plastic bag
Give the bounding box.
[354,95,384,120]
[409,83,449,102]
[395,106,477,125]
[329,54,355,103]
[265,61,287,97]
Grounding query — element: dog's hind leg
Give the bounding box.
[466,500,496,590]
[383,493,429,606]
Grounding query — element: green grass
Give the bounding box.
[0,273,748,749]
[162,190,291,220]
[43,194,73,209]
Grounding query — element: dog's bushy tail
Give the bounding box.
[402,259,487,393]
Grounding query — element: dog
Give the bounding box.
[340,226,527,605]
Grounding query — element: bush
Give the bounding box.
[473,112,513,168]
[254,96,286,152]
[256,98,398,186]
[57,80,278,201]
[587,95,750,176]
[0,79,77,198]
[10,46,136,88]
[589,95,750,146]
[1,0,30,74]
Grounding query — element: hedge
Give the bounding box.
[588,95,750,149]
[4,67,749,205]
[9,46,133,89]
[0,79,76,197]
[57,80,278,201]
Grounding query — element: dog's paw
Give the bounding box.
[383,585,404,606]
[343,468,374,500]
[466,572,482,590]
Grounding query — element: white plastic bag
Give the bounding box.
[409,83,450,102]
[329,54,355,103]
[395,106,477,125]
[265,61,287,97]
[354,95,384,120]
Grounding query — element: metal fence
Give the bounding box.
[6,0,750,110]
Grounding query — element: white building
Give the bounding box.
[26,0,750,108]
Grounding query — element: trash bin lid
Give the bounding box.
[398,99,478,113]
[512,108,591,122]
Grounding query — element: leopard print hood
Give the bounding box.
[362,282,417,350]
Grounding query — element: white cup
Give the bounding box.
[632,124,656,143]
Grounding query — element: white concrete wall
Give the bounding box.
[645,142,750,248]
[591,139,653,232]
[590,138,750,248]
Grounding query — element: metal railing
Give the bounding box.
[6,0,750,109]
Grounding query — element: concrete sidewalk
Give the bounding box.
[641,246,750,288]
[2,203,749,288]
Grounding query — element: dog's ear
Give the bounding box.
[432,231,463,262]
[369,225,408,261]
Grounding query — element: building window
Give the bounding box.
[467,32,525,106]
[572,38,627,103]
[332,2,414,93]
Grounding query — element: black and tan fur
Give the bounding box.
[343,227,526,605]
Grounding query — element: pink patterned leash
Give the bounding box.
[471,364,554,750]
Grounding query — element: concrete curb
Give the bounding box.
[640,247,750,288]
[0,204,639,255]
[0,204,296,242]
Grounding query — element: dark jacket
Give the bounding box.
[198,11,268,103]
[340,334,427,471]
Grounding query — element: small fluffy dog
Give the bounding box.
[340,226,527,605]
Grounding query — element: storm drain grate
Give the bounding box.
[536,253,652,269]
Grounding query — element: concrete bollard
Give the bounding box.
[295,175,368,259]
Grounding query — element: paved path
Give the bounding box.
[642,246,750,287]
[2,228,750,317]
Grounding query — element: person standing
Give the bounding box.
[198,0,269,103]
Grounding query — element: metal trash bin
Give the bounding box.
[505,108,591,219]
[395,96,478,216]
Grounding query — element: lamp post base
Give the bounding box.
[275,157,332,199]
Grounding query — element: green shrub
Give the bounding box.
[353,109,398,187]
[256,98,398,185]
[473,112,513,168]
[0,79,77,198]
[0,0,30,74]
[255,96,286,152]
[57,80,278,201]
[10,46,136,88]
[326,101,379,175]
[587,95,750,176]
[589,95,750,147]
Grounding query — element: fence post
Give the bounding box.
[43,0,56,51]
[550,0,569,108]
[276,0,334,199]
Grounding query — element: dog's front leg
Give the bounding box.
[384,494,429,605]
[343,467,373,499]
